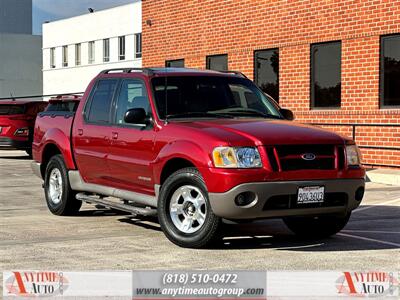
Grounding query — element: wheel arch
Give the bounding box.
[154,140,211,186]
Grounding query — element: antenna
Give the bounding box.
[10,92,15,101]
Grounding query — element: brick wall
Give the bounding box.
[142,0,400,168]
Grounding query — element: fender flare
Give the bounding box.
[153,140,212,185]
[41,128,76,170]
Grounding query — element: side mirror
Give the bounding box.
[124,108,148,125]
[280,108,295,121]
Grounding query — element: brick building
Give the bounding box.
[142,0,400,168]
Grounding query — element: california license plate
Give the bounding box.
[297,186,325,204]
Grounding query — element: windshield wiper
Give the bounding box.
[166,112,234,119]
[212,108,283,119]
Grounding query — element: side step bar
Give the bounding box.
[76,193,157,217]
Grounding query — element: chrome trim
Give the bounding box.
[68,170,157,207]
[31,162,42,179]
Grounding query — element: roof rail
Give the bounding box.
[100,68,154,76]
[218,70,248,78]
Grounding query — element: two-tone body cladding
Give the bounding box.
[32,68,365,248]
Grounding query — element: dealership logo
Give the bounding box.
[301,153,316,161]
[336,272,398,296]
[4,271,69,297]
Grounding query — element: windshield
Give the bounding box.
[0,105,25,115]
[151,76,281,119]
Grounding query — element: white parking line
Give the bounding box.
[354,198,400,212]
[338,233,400,248]
[342,230,400,235]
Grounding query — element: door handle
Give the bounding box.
[112,132,118,140]
[77,129,83,136]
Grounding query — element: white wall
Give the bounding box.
[42,1,142,96]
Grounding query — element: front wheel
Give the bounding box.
[283,213,351,239]
[44,154,81,216]
[158,168,221,248]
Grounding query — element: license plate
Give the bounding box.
[297,186,325,204]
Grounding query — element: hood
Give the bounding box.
[171,118,348,146]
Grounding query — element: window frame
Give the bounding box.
[165,59,185,68]
[75,43,81,66]
[103,38,110,62]
[380,33,400,109]
[135,33,142,59]
[119,36,126,61]
[253,48,279,102]
[50,47,56,69]
[88,41,95,64]
[62,45,68,67]
[310,40,342,109]
[206,54,228,71]
[111,78,152,129]
[83,78,119,125]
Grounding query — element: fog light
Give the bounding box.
[355,187,365,202]
[234,192,256,207]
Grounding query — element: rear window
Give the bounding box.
[0,105,25,115]
[46,101,78,113]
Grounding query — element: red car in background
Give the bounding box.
[0,100,48,156]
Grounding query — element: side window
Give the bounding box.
[86,80,118,124]
[114,79,150,125]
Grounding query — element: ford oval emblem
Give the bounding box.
[301,153,316,161]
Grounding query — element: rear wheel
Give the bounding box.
[283,213,351,238]
[158,167,221,248]
[44,154,81,215]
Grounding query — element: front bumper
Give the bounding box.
[209,179,365,219]
[0,137,30,150]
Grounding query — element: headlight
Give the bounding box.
[346,144,361,166]
[212,146,262,168]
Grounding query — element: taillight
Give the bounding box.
[14,127,29,137]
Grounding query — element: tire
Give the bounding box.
[283,213,351,239]
[158,167,221,248]
[44,154,81,216]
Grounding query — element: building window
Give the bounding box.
[206,54,228,71]
[165,59,184,68]
[254,49,279,101]
[135,33,142,58]
[62,45,68,67]
[88,41,95,64]
[75,43,81,66]
[103,39,110,62]
[381,34,400,107]
[119,36,126,60]
[311,41,342,108]
[50,47,55,68]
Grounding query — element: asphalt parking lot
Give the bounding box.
[0,150,399,274]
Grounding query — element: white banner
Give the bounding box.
[3,271,132,298]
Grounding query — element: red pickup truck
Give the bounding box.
[0,100,47,155]
[31,68,365,248]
